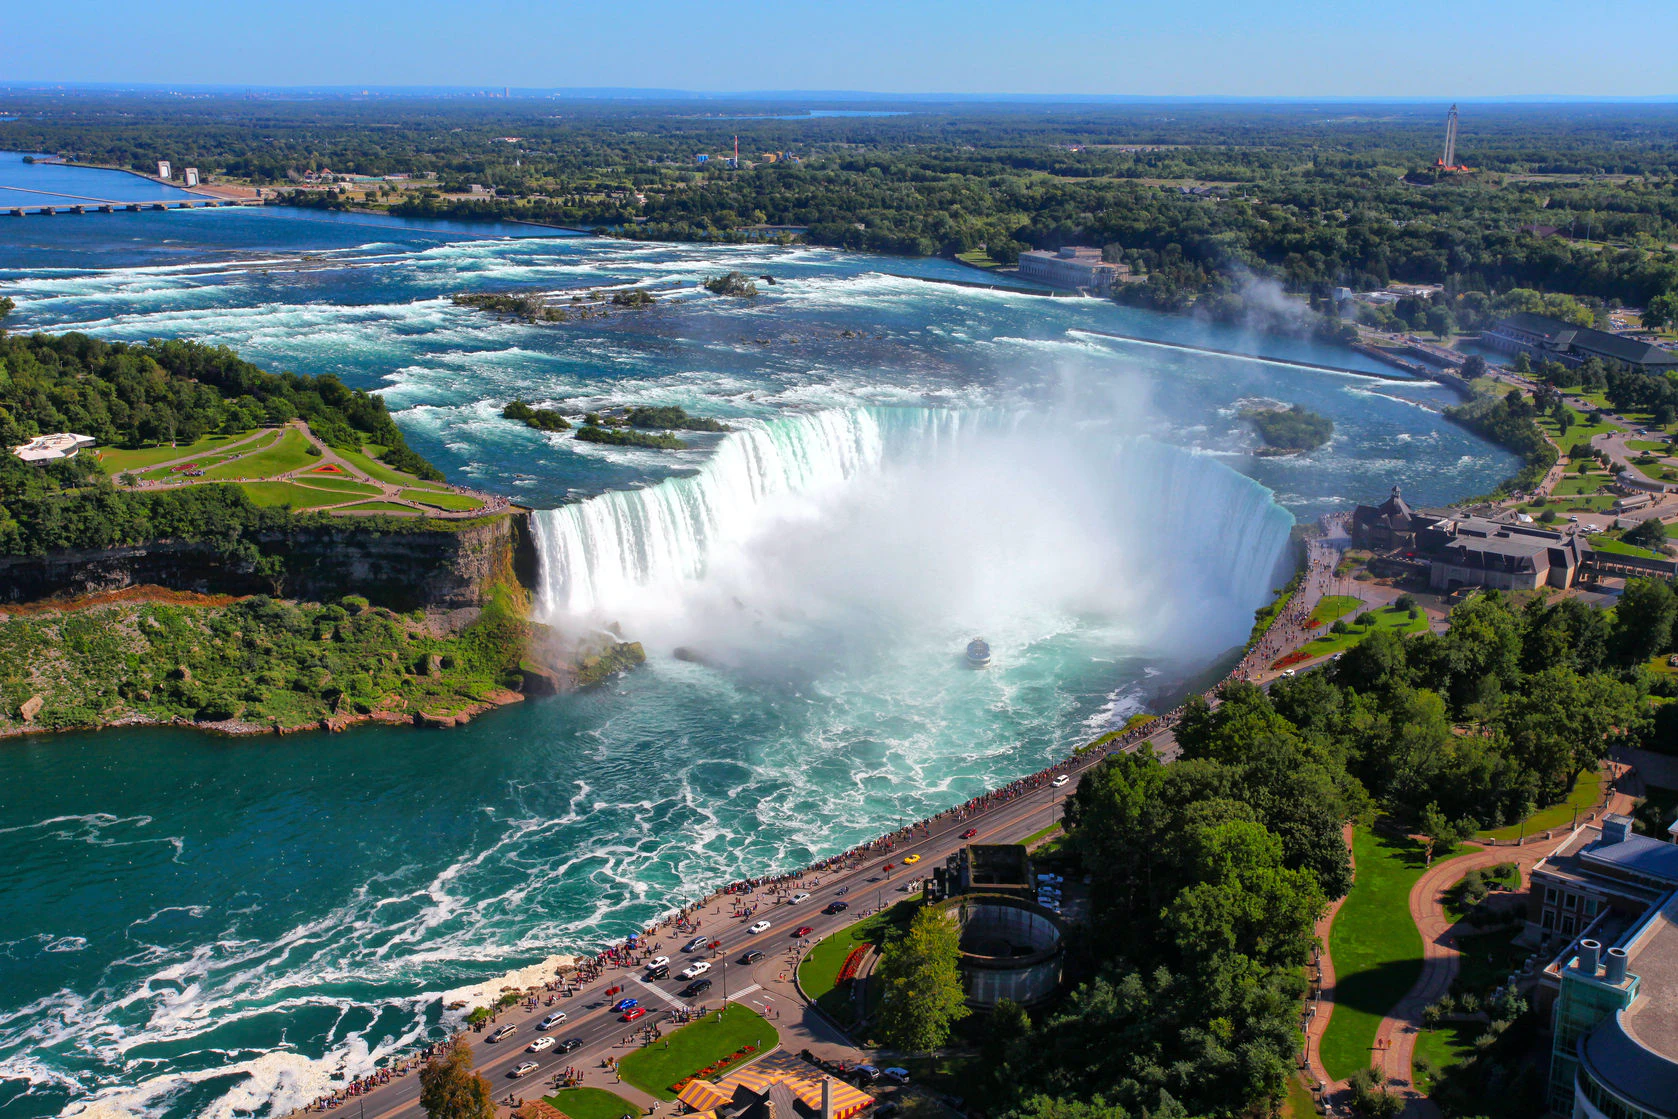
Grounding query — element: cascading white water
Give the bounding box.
[532,407,1296,649]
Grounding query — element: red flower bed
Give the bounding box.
[1270,649,1313,670]
[1304,619,1322,630]
[309,463,346,474]
[836,945,868,986]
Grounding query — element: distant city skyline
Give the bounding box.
[3,0,1675,99]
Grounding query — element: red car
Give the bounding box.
[621,1007,648,1022]
[793,926,814,938]
[961,828,978,839]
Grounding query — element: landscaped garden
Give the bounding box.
[1476,768,1602,842]
[1318,828,1466,1081]
[543,1087,638,1119]
[1282,603,1429,667]
[797,899,918,1027]
[618,1004,777,1100]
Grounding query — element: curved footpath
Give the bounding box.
[291,527,1359,1119]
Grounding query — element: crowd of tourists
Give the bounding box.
[303,1038,458,1111]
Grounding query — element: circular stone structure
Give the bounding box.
[935,893,1065,1009]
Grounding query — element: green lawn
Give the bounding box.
[201,428,318,480]
[400,487,483,511]
[955,248,1002,269]
[1021,822,1063,847]
[339,445,427,487]
[1413,1021,1479,1094]
[617,1003,777,1100]
[1551,472,1613,497]
[1589,534,1661,559]
[1627,439,1676,454]
[798,900,917,1026]
[1310,595,1363,625]
[339,500,420,513]
[239,480,351,509]
[1283,1072,1321,1119]
[293,474,382,496]
[1296,604,1429,661]
[1319,829,1460,1082]
[1442,863,1521,923]
[543,1088,639,1119]
[95,430,261,473]
[1537,416,1619,445]
[1477,768,1602,841]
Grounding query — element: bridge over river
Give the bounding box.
[2,183,260,216]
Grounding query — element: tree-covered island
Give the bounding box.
[1243,402,1335,453]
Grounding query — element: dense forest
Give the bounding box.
[7,93,1678,311]
[0,332,444,557]
[982,588,1675,1119]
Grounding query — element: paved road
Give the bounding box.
[342,766,1085,1119]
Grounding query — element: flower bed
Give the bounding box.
[668,1046,759,1093]
[1270,649,1313,670]
[836,945,868,986]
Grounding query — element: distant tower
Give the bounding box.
[1440,104,1459,170]
[183,167,199,188]
[504,85,510,99]
[157,160,171,180]
[734,135,739,168]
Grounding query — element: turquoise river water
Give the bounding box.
[0,188,1516,1119]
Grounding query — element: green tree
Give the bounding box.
[1610,579,1677,665]
[419,1038,496,1119]
[1417,802,1474,864]
[1645,290,1678,331]
[875,906,969,1053]
[1497,667,1641,800]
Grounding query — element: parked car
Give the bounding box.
[557,1037,584,1053]
[487,1025,517,1043]
[683,936,710,952]
[510,1062,540,1078]
[793,925,814,938]
[621,1007,648,1022]
[961,828,978,839]
[611,998,639,1012]
[852,1064,880,1083]
[528,1037,554,1052]
[680,979,713,997]
[739,949,765,964]
[787,892,811,904]
[749,920,772,934]
[538,1012,567,1030]
[883,1068,911,1084]
[823,901,849,915]
[680,961,712,979]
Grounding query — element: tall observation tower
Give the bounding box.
[1439,104,1461,170]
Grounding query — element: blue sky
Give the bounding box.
[3,0,1674,98]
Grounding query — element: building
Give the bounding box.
[695,154,709,164]
[1545,892,1678,1119]
[13,433,96,464]
[674,1053,873,1119]
[1425,516,1592,592]
[183,167,199,188]
[1483,313,1678,375]
[1351,485,1421,550]
[1016,246,1130,293]
[156,161,171,180]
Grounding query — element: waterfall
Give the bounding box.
[532,407,1295,634]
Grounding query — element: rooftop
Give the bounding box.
[1623,891,1678,1065]
[1492,312,1678,368]
[12,432,96,463]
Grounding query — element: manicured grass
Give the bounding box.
[617,1004,777,1100]
[1413,1021,1479,1095]
[202,427,317,480]
[1442,863,1521,923]
[1477,769,1602,841]
[292,475,382,496]
[239,480,351,509]
[798,900,917,1027]
[955,248,1002,269]
[1551,472,1613,497]
[339,500,420,513]
[1021,822,1062,847]
[1283,1072,1321,1118]
[1310,595,1363,625]
[1319,828,1456,1082]
[1453,927,1528,998]
[96,430,260,473]
[1589,534,1661,559]
[401,487,483,511]
[339,445,425,487]
[543,1088,638,1119]
[1627,439,1676,453]
[1537,416,1619,445]
[1296,603,1428,661]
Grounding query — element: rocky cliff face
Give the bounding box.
[0,512,540,613]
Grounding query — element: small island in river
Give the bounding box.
[1242,402,1334,454]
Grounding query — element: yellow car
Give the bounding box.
[903,854,921,865]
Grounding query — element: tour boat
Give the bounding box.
[966,638,992,668]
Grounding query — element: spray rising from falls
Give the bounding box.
[531,407,1296,658]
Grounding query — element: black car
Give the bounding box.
[739,950,765,964]
[680,978,713,997]
[646,963,670,979]
[557,1037,583,1053]
[822,901,849,915]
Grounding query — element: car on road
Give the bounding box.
[1052,774,1070,787]
[683,935,710,952]
[961,828,978,839]
[902,854,921,865]
[739,949,765,964]
[852,1064,879,1083]
[680,979,713,997]
[787,892,811,904]
[511,1061,540,1079]
[793,925,814,938]
[621,1007,648,1022]
[680,961,712,979]
[612,998,639,1012]
[823,901,849,915]
[558,1037,584,1053]
[883,1067,911,1084]
[487,1024,517,1043]
[1281,669,1296,678]
[748,919,772,934]
[646,963,670,979]
[646,955,670,969]
[528,1036,554,1052]
[835,885,849,896]
[538,1012,567,1029]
